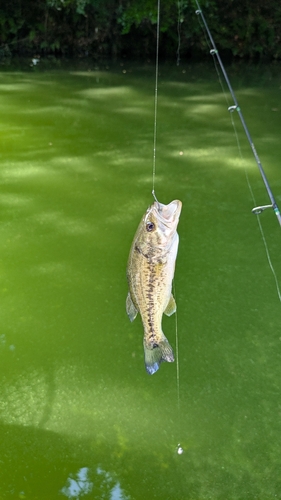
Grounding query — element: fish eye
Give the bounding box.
[146,221,155,232]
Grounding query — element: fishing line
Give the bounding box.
[196,9,231,109]
[172,280,183,455]
[176,0,182,66]
[172,281,180,411]
[229,111,281,302]
[195,0,281,303]
[152,1,183,452]
[152,0,161,200]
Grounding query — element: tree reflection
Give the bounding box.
[60,466,130,499]
[61,467,93,498]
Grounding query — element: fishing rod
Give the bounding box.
[195,0,281,227]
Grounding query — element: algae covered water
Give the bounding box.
[0,60,281,498]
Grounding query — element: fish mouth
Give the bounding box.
[153,200,182,224]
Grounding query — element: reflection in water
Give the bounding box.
[60,467,130,499]
[61,467,93,498]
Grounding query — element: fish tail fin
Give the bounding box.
[144,336,174,375]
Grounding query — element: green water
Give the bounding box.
[0,60,281,499]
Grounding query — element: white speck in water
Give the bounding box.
[177,444,184,455]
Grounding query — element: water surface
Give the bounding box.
[0,60,281,498]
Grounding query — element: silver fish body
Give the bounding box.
[126,199,182,374]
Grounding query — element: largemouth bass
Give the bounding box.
[126,199,182,375]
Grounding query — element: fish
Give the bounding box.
[126,199,182,375]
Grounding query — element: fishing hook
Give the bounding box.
[152,189,159,205]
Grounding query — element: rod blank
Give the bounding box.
[195,0,281,227]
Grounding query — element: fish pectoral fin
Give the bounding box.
[126,292,138,322]
[164,294,177,316]
[144,337,174,375]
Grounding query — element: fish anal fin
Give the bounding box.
[126,292,138,322]
[164,294,177,317]
[144,337,174,375]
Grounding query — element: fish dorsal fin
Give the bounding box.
[164,294,176,317]
[126,292,138,322]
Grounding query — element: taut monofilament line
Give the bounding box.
[152,0,161,201]
[195,0,281,228]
